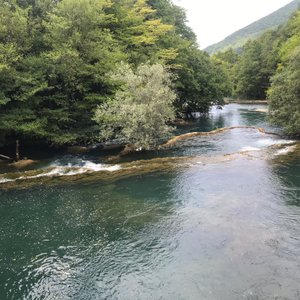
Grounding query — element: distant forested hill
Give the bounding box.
[205,0,300,54]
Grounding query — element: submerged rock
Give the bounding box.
[10,159,38,169]
[101,143,124,151]
[105,145,140,162]
[67,146,90,154]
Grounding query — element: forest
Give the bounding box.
[0,0,299,156]
[213,9,300,135]
[0,0,229,151]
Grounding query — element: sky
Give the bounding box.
[172,0,293,49]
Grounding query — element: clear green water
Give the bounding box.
[0,104,300,299]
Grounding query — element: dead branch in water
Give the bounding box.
[0,154,12,160]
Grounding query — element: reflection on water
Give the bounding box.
[175,104,274,135]
[0,174,181,299]
[0,104,300,300]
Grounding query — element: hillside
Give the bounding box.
[205,0,300,54]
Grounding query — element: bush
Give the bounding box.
[94,63,176,149]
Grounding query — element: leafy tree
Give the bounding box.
[268,46,300,135]
[278,10,300,60]
[94,63,176,149]
[147,0,197,42]
[0,1,30,106]
[0,0,125,146]
[147,0,230,115]
[232,40,266,99]
[107,0,173,65]
[257,30,281,93]
[212,48,239,96]
[268,11,300,135]
[0,1,39,147]
[174,46,230,115]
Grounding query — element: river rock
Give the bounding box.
[67,146,90,154]
[101,144,124,151]
[10,159,37,168]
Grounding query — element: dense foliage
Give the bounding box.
[268,11,300,135]
[213,9,300,135]
[0,0,229,150]
[94,63,176,149]
[213,28,284,100]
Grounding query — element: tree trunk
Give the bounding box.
[16,139,20,161]
[185,110,193,119]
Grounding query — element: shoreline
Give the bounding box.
[224,99,268,104]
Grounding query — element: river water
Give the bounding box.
[0,104,300,299]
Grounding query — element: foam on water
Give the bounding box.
[240,146,261,152]
[275,145,297,156]
[80,161,121,172]
[0,178,14,184]
[255,138,295,148]
[0,161,121,184]
[27,162,121,179]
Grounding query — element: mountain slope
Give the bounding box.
[205,0,300,54]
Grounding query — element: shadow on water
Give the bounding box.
[272,155,300,207]
[175,104,269,135]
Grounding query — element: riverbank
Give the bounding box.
[0,103,277,168]
[224,99,268,104]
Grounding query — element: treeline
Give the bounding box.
[0,0,229,149]
[205,0,300,55]
[213,10,300,135]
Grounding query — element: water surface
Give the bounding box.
[0,104,300,299]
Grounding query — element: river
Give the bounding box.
[0,104,300,299]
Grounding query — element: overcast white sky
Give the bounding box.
[172,0,293,49]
